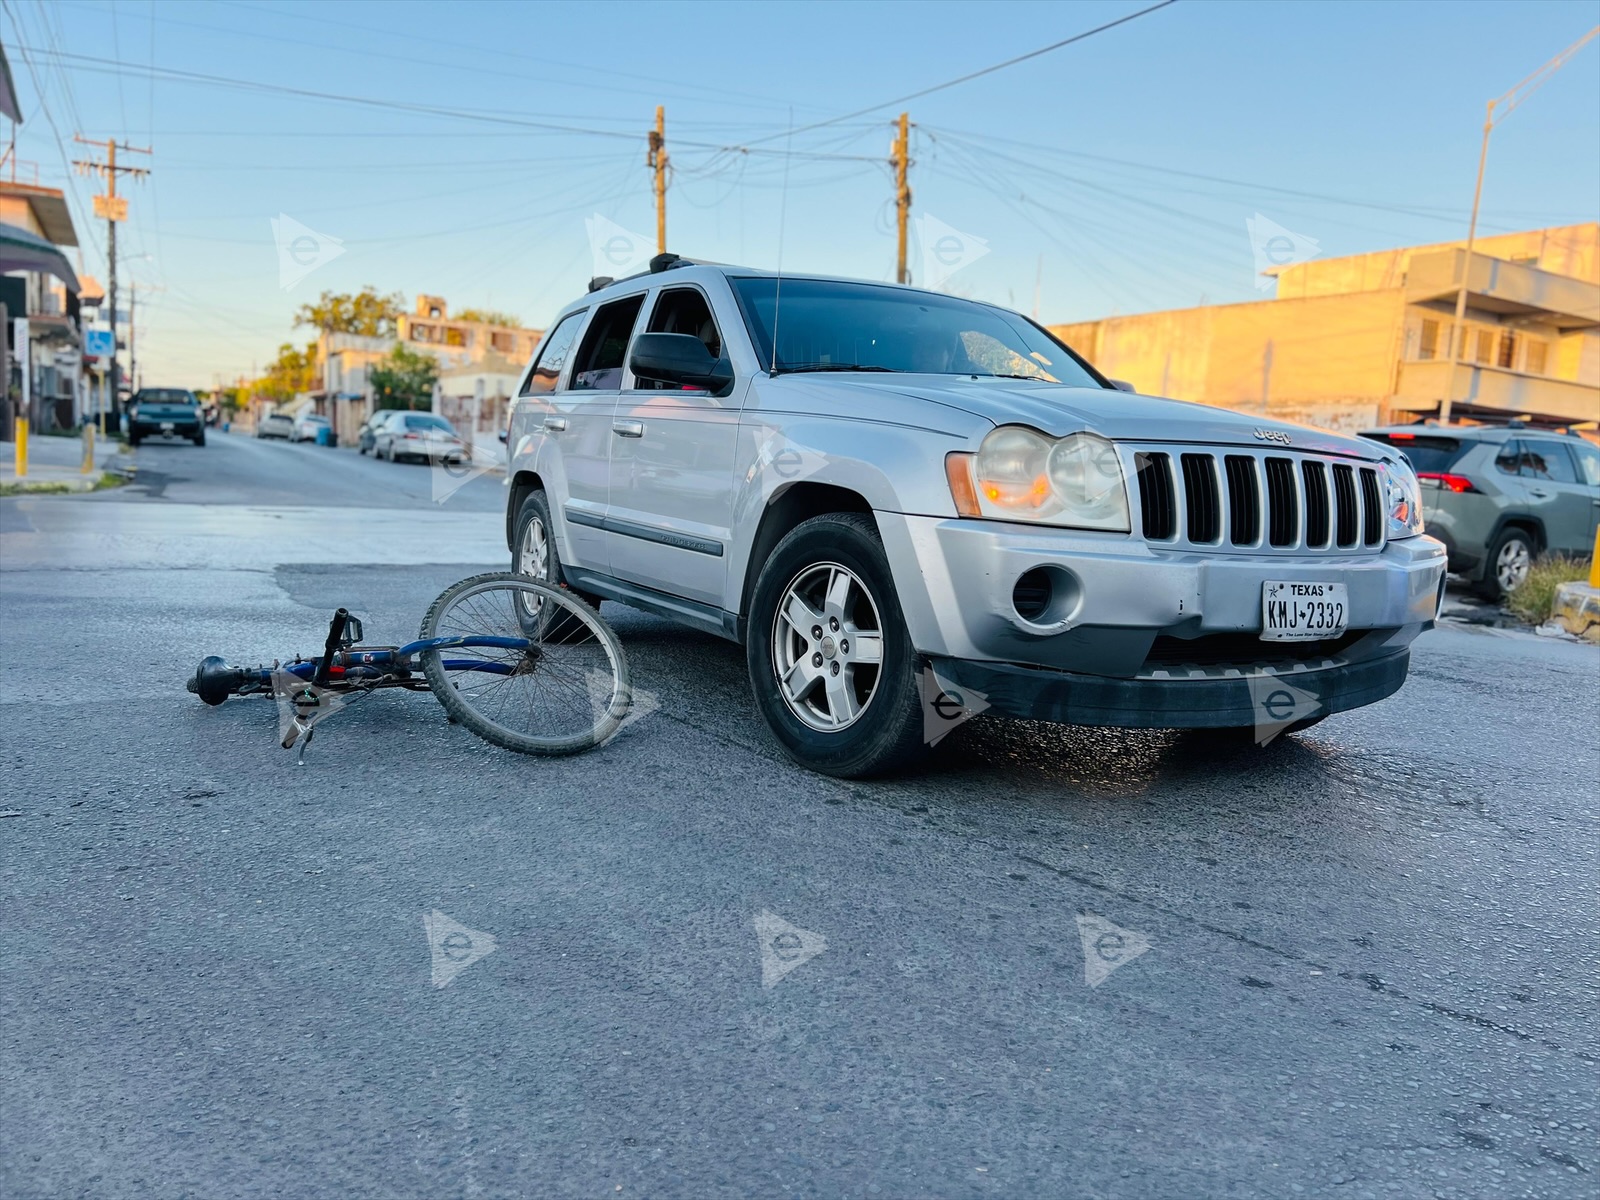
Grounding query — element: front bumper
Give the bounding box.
[877,512,1446,677]
[932,649,1410,728]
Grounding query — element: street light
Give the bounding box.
[1439,25,1599,426]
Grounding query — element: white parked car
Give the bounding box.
[290,413,331,443]
[505,258,1446,777]
[374,411,466,464]
[256,412,294,440]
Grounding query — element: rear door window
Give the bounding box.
[520,311,584,395]
[569,294,646,391]
[1514,440,1579,483]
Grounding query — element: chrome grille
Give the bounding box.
[1127,444,1386,554]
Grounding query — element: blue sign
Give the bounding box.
[85,328,114,357]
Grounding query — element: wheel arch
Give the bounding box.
[1489,513,1546,554]
[506,469,545,551]
[737,483,876,637]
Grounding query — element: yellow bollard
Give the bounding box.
[14,416,26,478]
[81,421,96,474]
[1590,526,1600,589]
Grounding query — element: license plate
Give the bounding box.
[1261,580,1348,641]
[160,422,174,433]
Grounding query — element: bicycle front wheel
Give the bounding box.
[418,572,630,755]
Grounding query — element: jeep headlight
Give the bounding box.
[947,426,1130,533]
[1382,456,1425,539]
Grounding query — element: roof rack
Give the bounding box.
[586,251,706,295]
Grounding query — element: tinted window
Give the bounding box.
[1572,442,1600,488]
[135,389,195,405]
[647,288,722,357]
[570,294,646,391]
[730,277,1103,386]
[1360,433,1465,475]
[1517,440,1578,483]
[520,311,584,395]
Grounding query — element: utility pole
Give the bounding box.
[1440,25,1597,425]
[892,112,911,284]
[72,135,152,424]
[648,106,668,254]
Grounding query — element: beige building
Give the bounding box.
[307,295,542,445]
[1050,223,1600,432]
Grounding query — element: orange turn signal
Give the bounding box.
[945,452,981,517]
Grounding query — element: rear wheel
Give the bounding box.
[746,513,926,778]
[418,572,628,755]
[1476,527,1536,601]
[513,489,603,615]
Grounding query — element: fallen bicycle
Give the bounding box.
[186,572,630,760]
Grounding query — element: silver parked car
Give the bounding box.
[374,411,466,464]
[505,259,1446,777]
[256,412,294,440]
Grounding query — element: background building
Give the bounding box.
[1051,223,1600,433]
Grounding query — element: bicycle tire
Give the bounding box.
[418,572,630,755]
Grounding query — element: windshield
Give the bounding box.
[134,389,195,405]
[730,277,1104,386]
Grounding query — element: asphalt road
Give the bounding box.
[3,431,1597,1199]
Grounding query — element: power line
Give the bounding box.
[737,1,1180,149]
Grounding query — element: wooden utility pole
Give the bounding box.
[72,135,151,422]
[892,112,912,284]
[648,106,668,254]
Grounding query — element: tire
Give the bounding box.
[418,572,628,755]
[512,490,604,615]
[129,432,142,447]
[382,441,394,462]
[1476,527,1536,602]
[358,443,368,456]
[745,512,926,778]
[192,430,206,446]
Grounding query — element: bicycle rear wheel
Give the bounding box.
[418,572,629,755]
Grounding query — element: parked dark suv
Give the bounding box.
[1360,425,1600,599]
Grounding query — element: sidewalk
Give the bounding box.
[0,431,134,494]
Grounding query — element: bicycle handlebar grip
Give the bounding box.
[313,608,350,687]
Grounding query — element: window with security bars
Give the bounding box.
[1524,340,1547,375]
[1418,319,1439,361]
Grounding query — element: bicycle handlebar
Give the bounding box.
[313,608,350,687]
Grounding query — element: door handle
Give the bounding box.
[543,417,567,432]
[1528,487,1550,499]
[613,420,644,438]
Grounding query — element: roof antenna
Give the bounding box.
[770,107,793,375]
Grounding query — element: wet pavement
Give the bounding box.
[3,431,1597,1199]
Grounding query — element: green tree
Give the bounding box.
[295,286,404,336]
[455,307,521,328]
[257,341,318,403]
[369,344,439,411]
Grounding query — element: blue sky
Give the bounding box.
[5,0,1598,386]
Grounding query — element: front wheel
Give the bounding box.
[746,513,926,778]
[418,572,629,755]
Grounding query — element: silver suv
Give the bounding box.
[505,259,1446,776]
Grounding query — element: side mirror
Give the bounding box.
[1110,379,1137,393]
[629,333,733,393]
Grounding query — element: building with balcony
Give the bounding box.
[1050,223,1600,433]
[0,178,84,439]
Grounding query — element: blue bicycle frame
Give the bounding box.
[267,634,529,686]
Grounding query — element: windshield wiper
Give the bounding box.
[771,363,899,375]
[981,372,1054,382]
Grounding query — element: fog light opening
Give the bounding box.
[1011,565,1083,627]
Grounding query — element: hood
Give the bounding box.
[868,377,1382,460]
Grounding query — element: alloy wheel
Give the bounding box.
[771,562,885,732]
[1496,537,1532,593]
